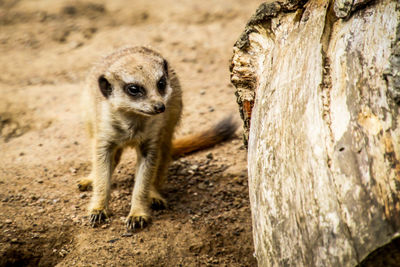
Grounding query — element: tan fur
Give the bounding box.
[79,46,237,230]
[171,116,237,159]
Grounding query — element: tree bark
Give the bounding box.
[230,0,400,266]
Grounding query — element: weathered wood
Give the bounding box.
[230,0,400,266]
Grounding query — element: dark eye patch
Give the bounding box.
[124,84,146,98]
[163,59,168,76]
[157,75,167,95]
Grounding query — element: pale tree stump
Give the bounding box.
[230,0,400,266]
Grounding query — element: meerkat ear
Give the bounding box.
[163,59,168,76]
[98,75,112,98]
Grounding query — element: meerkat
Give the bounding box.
[78,46,237,230]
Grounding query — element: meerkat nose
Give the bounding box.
[154,103,165,114]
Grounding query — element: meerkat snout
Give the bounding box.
[153,102,165,113]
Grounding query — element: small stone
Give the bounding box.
[37,180,43,184]
[200,90,206,95]
[197,182,207,190]
[5,219,12,224]
[121,232,133,237]
[190,165,199,171]
[208,107,215,112]
[70,168,77,174]
[52,199,60,204]
[206,153,213,160]
[32,233,40,239]
[59,248,68,257]
[79,193,87,199]
[19,152,25,156]
[107,238,119,243]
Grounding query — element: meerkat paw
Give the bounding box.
[151,197,167,210]
[126,210,150,230]
[89,208,109,227]
[78,178,93,191]
[149,189,167,210]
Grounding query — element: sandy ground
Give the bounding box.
[0,0,261,266]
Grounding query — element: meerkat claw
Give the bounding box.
[78,183,87,191]
[150,198,167,210]
[78,178,93,192]
[126,216,149,230]
[89,210,108,227]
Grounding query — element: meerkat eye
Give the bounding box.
[124,84,145,97]
[157,75,167,94]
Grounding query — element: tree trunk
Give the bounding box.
[230,0,400,266]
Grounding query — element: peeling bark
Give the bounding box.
[230,0,400,266]
[334,0,375,19]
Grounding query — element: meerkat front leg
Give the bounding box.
[126,141,160,230]
[88,141,116,226]
[78,147,123,192]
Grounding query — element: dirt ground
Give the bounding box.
[0,0,261,266]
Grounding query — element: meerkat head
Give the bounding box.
[98,49,172,116]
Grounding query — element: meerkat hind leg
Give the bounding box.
[78,176,93,191]
[149,137,172,210]
[149,186,167,210]
[78,138,96,191]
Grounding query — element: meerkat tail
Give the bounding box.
[171,115,239,159]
